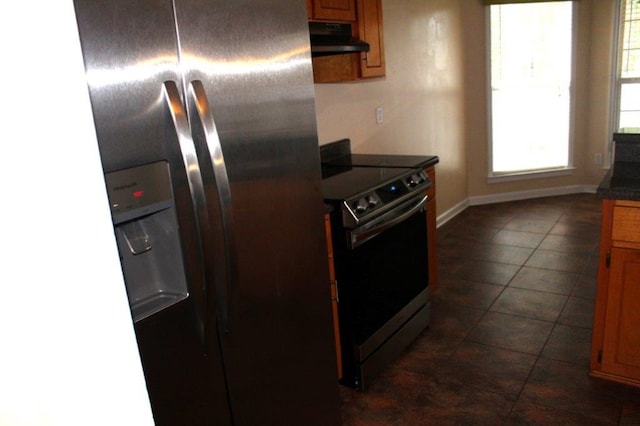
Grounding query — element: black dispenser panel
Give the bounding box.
[106,162,188,322]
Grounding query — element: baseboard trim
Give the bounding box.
[436,198,469,228]
[436,185,598,228]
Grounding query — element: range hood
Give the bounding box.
[309,22,370,57]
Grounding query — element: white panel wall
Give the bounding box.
[0,2,153,425]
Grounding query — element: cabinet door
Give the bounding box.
[425,166,437,292]
[325,213,343,380]
[311,0,385,82]
[306,0,313,20]
[601,247,640,381]
[313,0,356,21]
[357,0,385,78]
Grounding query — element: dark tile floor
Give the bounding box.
[340,193,640,425]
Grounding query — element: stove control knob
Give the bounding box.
[366,195,379,208]
[408,173,422,187]
[354,198,368,214]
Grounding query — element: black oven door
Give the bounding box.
[332,193,430,389]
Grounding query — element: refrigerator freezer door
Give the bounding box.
[75,0,342,423]
[106,162,189,322]
[73,1,232,424]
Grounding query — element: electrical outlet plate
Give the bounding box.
[595,153,603,165]
[376,106,383,124]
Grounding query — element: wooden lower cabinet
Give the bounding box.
[425,166,438,292]
[591,199,640,387]
[324,213,343,380]
[601,247,640,380]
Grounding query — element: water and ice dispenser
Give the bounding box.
[105,161,188,322]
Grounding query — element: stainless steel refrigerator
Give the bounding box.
[73,1,341,424]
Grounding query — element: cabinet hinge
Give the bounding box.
[598,349,603,364]
[605,252,611,268]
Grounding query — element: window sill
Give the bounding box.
[488,167,575,184]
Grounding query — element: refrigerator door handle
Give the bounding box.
[162,80,210,348]
[188,80,234,333]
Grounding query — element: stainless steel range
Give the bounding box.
[322,165,432,390]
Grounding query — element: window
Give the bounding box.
[488,1,575,177]
[615,0,640,133]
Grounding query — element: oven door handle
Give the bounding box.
[348,194,428,249]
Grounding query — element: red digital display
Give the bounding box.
[133,190,145,198]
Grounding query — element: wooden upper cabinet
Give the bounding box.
[357,0,384,78]
[310,0,385,82]
[306,0,313,20]
[311,0,356,21]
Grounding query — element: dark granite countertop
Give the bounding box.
[598,133,640,200]
[346,153,439,169]
[320,138,439,169]
[596,169,640,200]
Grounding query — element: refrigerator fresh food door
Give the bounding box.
[173,0,342,424]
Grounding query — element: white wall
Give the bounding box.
[0,2,153,425]
[314,0,615,215]
[314,0,468,216]
[463,0,613,201]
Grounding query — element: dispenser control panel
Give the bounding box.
[105,161,174,224]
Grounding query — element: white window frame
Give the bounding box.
[608,0,623,167]
[609,0,640,161]
[485,1,578,183]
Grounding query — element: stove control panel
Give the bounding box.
[342,169,431,227]
[350,192,383,216]
[406,171,429,188]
